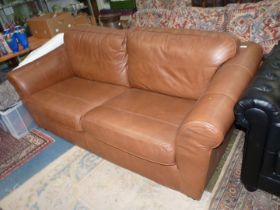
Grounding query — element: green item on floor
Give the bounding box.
[110,0,136,9]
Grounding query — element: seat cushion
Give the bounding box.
[82,89,196,165]
[26,77,126,131]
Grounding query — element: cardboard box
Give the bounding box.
[28,12,72,38]
[28,12,96,38]
[73,13,96,26]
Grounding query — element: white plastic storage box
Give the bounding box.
[0,101,36,139]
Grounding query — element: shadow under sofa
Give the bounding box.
[8,26,263,200]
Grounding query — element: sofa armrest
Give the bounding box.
[8,45,74,99]
[235,42,280,129]
[234,42,280,191]
[174,42,262,199]
[177,94,235,149]
[177,42,263,149]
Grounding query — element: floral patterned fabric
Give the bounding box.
[259,39,280,55]
[226,0,274,10]
[131,9,172,28]
[226,8,257,42]
[132,0,280,54]
[135,0,187,10]
[226,0,280,53]
[251,1,280,51]
[170,7,226,32]
[185,0,192,6]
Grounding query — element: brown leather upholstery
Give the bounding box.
[8,46,73,99]
[8,26,263,200]
[85,134,182,190]
[128,28,239,99]
[206,42,263,101]
[175,42,263,198]
[64,26,129,87]
[82,89,195,165]
[26,77,126,131]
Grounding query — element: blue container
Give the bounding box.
[15,25,29,50]
[4,29,19,53]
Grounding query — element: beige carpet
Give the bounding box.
[0,131,242,210]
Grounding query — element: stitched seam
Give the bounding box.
[85,128,176,166]
[204,93,235,103]
[102,104,179,127]
[67,28,125,38]
[223,63,254,77]
[85,113,176,154]
[45,89,92,105]
[130,29,237,46]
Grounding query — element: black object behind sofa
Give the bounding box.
[235,42,280,195]
[192,0,262,7]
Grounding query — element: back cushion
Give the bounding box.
[127,28,239,99]
[64,26,129,86]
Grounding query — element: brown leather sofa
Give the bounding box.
[8,26,263,200]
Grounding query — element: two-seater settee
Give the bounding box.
[8,26,262,199]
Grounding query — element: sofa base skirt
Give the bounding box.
[32,111,233,200]
[84,133,182,189]
[28,109,88,148]
[83,128,234,200]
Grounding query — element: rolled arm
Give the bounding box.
[8,45,74,99]
[177,94,235,149]
[174,42,262,199]
[177,42,263,149]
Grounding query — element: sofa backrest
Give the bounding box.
[127,28,239,99]
[64,26,129,87]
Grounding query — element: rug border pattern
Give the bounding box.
[0,129,54,180]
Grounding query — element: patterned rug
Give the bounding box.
[0,129,54,180]
[210,132,280,210]
[1,130,279,209]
